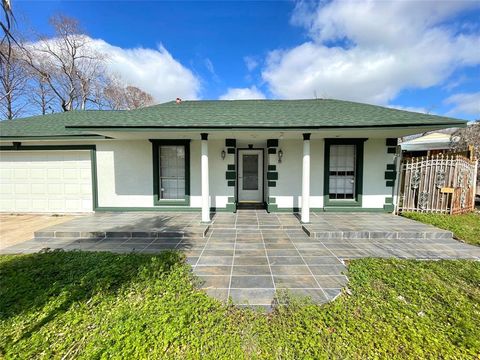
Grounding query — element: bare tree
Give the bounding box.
[0,42,28,119]
[27,72,55,115]
[1,0,15,62]
[124,86,154,109]
[23,14,106,112]
[451,121,480,182]
[103,76,155,110]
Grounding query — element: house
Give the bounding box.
[0,99,467,223]
[400,132,456,158]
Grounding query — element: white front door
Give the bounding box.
[238,149,263,203]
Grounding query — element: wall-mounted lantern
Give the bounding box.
[278,149,283,163]
[221,149,226,160]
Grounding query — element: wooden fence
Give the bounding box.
[397,154,477,214]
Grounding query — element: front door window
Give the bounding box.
[242,154,259,190]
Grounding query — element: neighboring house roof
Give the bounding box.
[401,132,455,151]
[0,99,467,138]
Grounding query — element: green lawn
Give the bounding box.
[1,251,479,359]
[403,212,480,246]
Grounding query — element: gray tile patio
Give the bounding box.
[1,210,479,308]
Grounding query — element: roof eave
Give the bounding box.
[64,122,467,131]
[0,135,109,141]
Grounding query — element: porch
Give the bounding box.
[2,211,479,308]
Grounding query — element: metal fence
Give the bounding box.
[397,154,477,214]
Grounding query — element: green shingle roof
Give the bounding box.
[0,99,466,138]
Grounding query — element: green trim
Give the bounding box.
[268,197,276,204]
[0,144,96,151]
[383,204,395,212]
[90,149,99,210]
[386,180,395,187]
[228,197,235,203]
[268,148,277,154]
[0,135,106,140]
[384,171,396,180]
[267,164,276,171]
[267,181,276,187]
[227,180,235,187]
[267,139,279,148]
[227,148,235,154]
[96,205,235,212]
[224,203,236,212]
[323,138,366,208]
[95,206,201,212]
[225,139,236,147]
[385,197,393,204]
[387,147,397,154]
[268,205,301,212]
[266,172,278,180]
[227,164,235,171]
[322,207,386,213]
[386,163,395,171]
[267,205,388,213]
[386,138,398,146]
[150,139,191,206]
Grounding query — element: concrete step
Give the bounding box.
[302,225,453,240]
[210,224,303,230]
[34,224,210,240]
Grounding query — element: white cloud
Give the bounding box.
[91,39,200,102]
[445,92,480,116]
[263,0,480,104]
[387,105,428,114]
[244,56,259,71]
[204,57,220,82]
[219,86,266,100]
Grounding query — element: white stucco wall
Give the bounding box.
[269,139,324,209]
[269,138,393,210]
[189,139,234,208]
[96,139,233,209]
[362,138,395,208]
[96,140,153,207]
[0,136,394,212]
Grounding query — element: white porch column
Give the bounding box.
[301,133,311,223]
[201,133,210,222]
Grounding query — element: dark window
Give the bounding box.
[242,154,258,190]
[159,145,186,200]
[151,139,190,206]
[328,144,356,199]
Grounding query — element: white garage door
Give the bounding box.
[0,151,93,213]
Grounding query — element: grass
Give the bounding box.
[402,211,480,246]
[1,251,479,359]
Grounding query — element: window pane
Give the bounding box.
[159,145,186,200]
[329,144,356,199]
[243,154,258,190]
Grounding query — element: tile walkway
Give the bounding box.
[1,210,479,309]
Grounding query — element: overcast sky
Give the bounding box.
[13,0,480,120]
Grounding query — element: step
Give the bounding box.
[34,224,210,240]
[302,225,453,240]
[210,224,303,230]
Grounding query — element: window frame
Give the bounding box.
[323,138,367,208]
[150,139,191,206]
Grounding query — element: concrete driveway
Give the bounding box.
[0,214,76,250]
